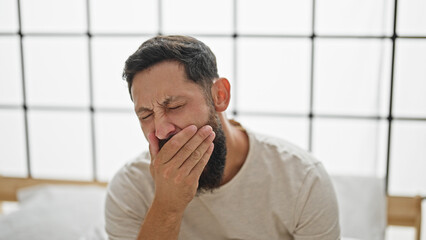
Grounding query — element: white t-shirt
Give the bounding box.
[105,129,341,240]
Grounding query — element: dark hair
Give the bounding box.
[123,35,219,100]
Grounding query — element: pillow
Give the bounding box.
[331,175,387,240]
[0,185,106,240]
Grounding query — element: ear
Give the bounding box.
[211,78,231,112]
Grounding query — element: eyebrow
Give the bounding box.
[161,96,177,107]
[136,96,185,114]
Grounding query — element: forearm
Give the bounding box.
[137,200,184,240]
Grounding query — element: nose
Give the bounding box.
[154,115,176,140]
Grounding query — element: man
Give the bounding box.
[105,35,340,240]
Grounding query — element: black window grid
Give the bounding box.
[0,0,424,194]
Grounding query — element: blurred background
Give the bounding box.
[0,0,425,239]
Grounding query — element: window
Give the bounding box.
[0,3,424,238]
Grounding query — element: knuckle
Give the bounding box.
[182,144,193,155]
[199,129,210,139]
[169,139,180,149]
[174,174,184,184]
[191,149,202,160]
[184,177,195,187]
[162,167,173,179]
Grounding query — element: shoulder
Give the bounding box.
[244,129,332,199]
[246,129,335,203]
[246,131,340,237]
[247,130,320,173]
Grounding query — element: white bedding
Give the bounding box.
[0,175,385,240]
[0,185,107,240]
[331,175,386,240]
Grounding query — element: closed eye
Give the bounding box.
[141,113,153,120]
[168,105,182,110]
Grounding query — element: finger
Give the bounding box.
[147,132,159,160]
[157,125,197,164]
[169,125,213,168]
[188,143,214,179]
[178,131,215,176]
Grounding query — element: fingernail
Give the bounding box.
[203,125,212,131]
[188,125,197,131]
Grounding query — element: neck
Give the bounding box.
[218,113,249,186]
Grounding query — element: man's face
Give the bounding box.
[131,61,226,193]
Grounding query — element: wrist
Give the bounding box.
[150,198,185,223]
[138,199,184,240]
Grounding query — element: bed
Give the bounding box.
[0,175,422,240]
[0,177,108,240]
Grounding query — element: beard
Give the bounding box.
[158,111,227,194]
